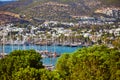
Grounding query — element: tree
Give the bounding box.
[56,54,71,76]
[55,45,120,80]
[0,45,120,80]
[0,50,44,80]
[12,67,41,80]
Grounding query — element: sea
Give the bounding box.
[0,45,82,65]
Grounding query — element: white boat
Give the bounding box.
[70,42,82,47]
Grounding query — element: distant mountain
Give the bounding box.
[0,1,16,6]
[0,1,10,6]
[0,0,119,22]
[2,0,102,22]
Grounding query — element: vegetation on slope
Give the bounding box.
[0,0,119,22]
[101,0,120,7]
[0,0,101,22]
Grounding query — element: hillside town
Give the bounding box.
[0,7,120,48]
[0,17,120,48]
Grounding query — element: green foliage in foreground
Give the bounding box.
[56,45,120,80]
[0,45,120,80]
[0,50,44,80]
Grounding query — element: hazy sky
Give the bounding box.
[0,0,17,1]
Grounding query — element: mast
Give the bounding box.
[31,35,34,50]
[45,36,47,51]
[2,30,5,56]
[17,35,20,50]
[53,36,56,54]
[10,30,13,51]
[2,30,6,57]
[23,36,26,50]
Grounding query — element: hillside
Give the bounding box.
[0,11,30,25]
[0,0,119,22]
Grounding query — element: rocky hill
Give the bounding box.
[0,11,30,25]
[0,0,119,22]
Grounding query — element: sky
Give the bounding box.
[0,0,17,1]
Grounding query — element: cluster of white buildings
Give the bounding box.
[95,7,120,19]
[79,16,117,25]
[78,7,120,25]
[0,18,120,46]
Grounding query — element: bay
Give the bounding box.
[0,45,82,65]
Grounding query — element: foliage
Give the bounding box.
[0,50,44,80]
[0,45,120,80]
[101,0,120,6]
[55,45,120,80]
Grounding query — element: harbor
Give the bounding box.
[0,45,82,65]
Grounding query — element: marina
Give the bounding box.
[0,45,82,65]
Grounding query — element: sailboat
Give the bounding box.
[52,37,60,57]
[0,30,7,59]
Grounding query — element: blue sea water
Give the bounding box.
[0,45,82,65]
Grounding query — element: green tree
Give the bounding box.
[56,54,71,76]
[12,67,41,80]
[0,45,120,80]
[55,45,120,80]
[0,50,44,80]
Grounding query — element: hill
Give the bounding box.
[0,0,119,22]
[0,11,30,25]
[0,1,14,6]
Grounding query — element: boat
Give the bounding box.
[0,30,8,59]
[62,42,70,46]
[43,64,55,71]
[0,53,8,59]
[36,50,60,58]
[69,42,82,47]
